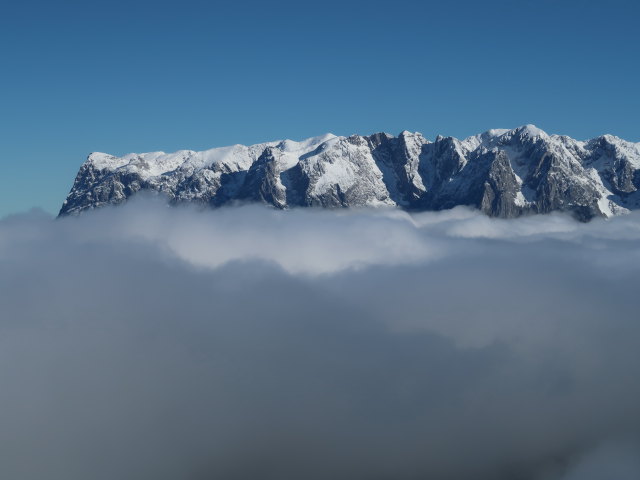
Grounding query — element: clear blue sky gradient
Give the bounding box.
[1,0,639,216]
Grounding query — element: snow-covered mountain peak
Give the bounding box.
[398,130,428,145]
[513,124,547,138]
[61,127,640,221]
[400,130,420,137]
[87,152,130,170]
[463,125,547,148]
[278,133,337,152]
[87,150,193,177]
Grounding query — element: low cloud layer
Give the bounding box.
[1,198,640,480]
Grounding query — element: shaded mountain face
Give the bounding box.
[59,126,640,220]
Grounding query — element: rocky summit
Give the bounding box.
[59,125,640,220]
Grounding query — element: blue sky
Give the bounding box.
[1,0,639,216]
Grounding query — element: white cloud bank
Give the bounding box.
[1,198,640,480]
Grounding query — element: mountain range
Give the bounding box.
[59,125,640,220]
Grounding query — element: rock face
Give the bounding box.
[59,125,640,220]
